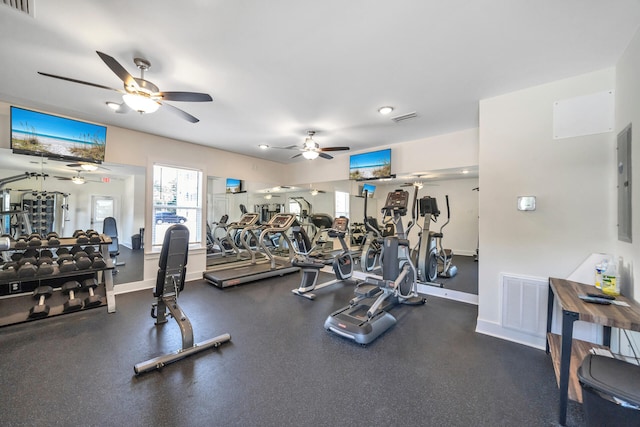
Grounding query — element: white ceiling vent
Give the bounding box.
[391,112,418,123]
[2,0,34,17]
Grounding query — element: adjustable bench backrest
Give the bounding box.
[154,224,189,298]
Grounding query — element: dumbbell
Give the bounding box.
[17,257,38,278]
[27,233,42,247]
[28,286,53,319]
[87,230,102,244]
[73,230,89,244]
[74,251,92,270]
[81,278,102,308]
[90,252,107,269]
[46,232,60,246]
[14,237,28,249]
[61,281,83,312]
[0,263,18,280]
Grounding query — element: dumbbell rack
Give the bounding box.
[0,235,116,328]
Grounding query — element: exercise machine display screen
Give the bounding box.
[268,213,296,229]
[332,216,349,232]
[383,190,409,214]
[236,213,259,226]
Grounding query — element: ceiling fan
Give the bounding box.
[54,171,101,185]
[276,131,350,160]
[66,162,109,172]
[38,51,213,123]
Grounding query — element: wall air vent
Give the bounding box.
[391,112,418,123]
[2,0,34,16]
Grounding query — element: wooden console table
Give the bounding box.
[546,277,640,425]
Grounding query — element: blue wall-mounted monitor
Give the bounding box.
[10,106,106,163]
[225,178,243,194]
[349,148,392,181]
[361,183,376,197]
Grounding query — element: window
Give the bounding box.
[152,164,203,246]
[335,191,349,219]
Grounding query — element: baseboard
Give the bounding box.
[417,283,478,305]
[475,318,546,350]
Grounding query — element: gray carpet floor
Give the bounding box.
[0,268,585,426]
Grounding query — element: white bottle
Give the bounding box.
[602,260,619,296]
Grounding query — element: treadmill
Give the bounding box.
[205,213,264,270]
[203,213,300,288]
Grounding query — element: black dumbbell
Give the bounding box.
[75,255,92,270]
[90,253,107,269]
[28,286,53,319]
[27,233,42,247]
[81,278,102,308]
[61,281,83,312]
[47,232,60,246]
[14,237,28,249]
[59,259,77,273]
[0,264,18,280]
[17,259,38,278]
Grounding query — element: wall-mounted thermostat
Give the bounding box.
[517,196,536,211]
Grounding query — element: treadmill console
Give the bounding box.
[267,213,296,230]
[382,190,409,216]
[332,216,349,232]
[236,213,259,226]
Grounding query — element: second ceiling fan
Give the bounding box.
[38,51,213,123]
[279,131,350,160]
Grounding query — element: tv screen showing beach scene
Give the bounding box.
[10,106,106,163]
[225,178,242,193]
[361,183,376,197]
[349,148,391,180]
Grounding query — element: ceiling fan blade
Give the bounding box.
[158,92,213,102]
[319,147,350,152]
[160,102,200,123]
[96,51,139,90]
[291,153,302,159]
[37,72,122,92]
[53,176,72,180]
[272,145,300,150]
[319,152,333,160]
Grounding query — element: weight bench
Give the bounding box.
[134,224,231,375]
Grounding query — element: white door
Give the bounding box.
[91,196,114,233]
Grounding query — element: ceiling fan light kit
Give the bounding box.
[122,93,160,114]
[302,150,320,160]
[38,51,213,123]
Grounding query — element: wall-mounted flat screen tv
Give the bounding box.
[360,183,376,197]
[349,148,392,181]
[225,178,243,194]
[10,106,107,163]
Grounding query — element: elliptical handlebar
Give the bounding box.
[438,195,451,233]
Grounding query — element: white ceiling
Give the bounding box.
[1,1,639,165]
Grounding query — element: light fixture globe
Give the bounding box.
[71,176,85,185]
[302,150,319,160]
[122,93,160,114]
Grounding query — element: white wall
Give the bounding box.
[287,128,479,185]
[477,68,617,348]
[615,27,640,301]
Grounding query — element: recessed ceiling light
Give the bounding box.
[378,106,394,115]
[461,170,470,174]
[106,101,120,111]
[258,144,269,149]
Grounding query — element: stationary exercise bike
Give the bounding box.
[324,189,425,345]
[291,216,355,300]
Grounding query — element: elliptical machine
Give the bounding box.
[359,188,382,273]
[324,189,425,345]
[291,216,355,300]
[413,195,442,285]
[436,195,457,278]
